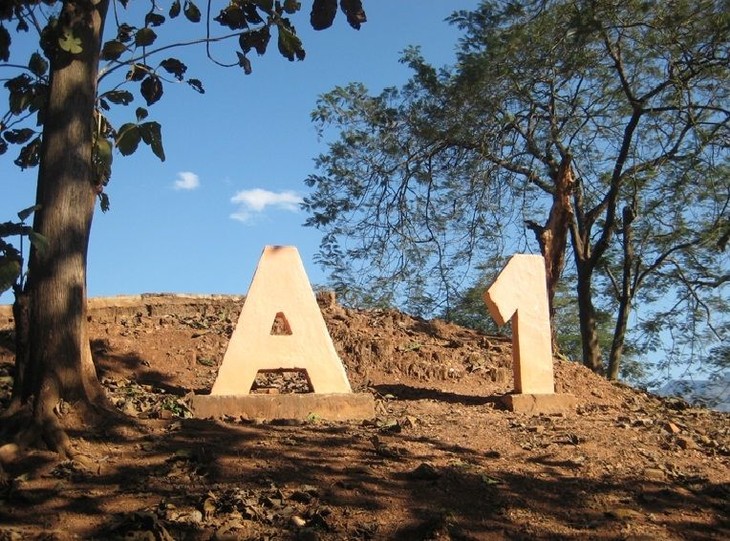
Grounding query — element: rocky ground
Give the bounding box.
[0,293,728,540]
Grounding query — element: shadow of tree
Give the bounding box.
[91,338,208,395]
[2,407,727,540]
[1,333,728,540]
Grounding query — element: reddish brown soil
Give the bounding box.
[0,294,728,540]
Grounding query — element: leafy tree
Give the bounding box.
[0,0,366,453]
[0,207,39,296]
[0,206,43,415]
[304,0,729,379]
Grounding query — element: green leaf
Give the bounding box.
[14,137,41,170]
[240,26,270,56]
[237,52,252,75]
[102,90,134,105]
[340,0,367,30]
[6,74,33,114]
[58,31,83,54]
[256,0,274,12]
[101,40,127,61]
[145,13,166,27]
[94,137,113,178]
[136,107,148,121]
[127,63,149,82]
[0,256,22,295]
[311,0,337,31]
[116,123,141,156]
[140,75,163,106]
[0,26,10,62]
[283,0,301,15]
[139,121,165,162]
[28,52,48,77]
[242,3,265,24]
[17,204,40,222]
[28,231,49,255]
[8,92,31,115]
[214,5,249,30]
[0,222,28,238]
[135,27,157,48]
[169,0,181,18]
[117,23,135,43]
[160,58,187,81]
[184,1,202,23]
[3,128,35,144]
[99,192,111,213]
[277,24,304,61]
[187,78,204,94]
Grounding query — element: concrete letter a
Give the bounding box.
[210,245,352,395]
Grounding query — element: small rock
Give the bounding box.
[697,434,713,446]
[401,415,418,428]
[291,514,307,528]
[567,456,586,468]
[409,462,441,480]
[73,454,98,474]
[663,421,681,434]
[122,401,138,416]
[643,468,665,481]
[370,436,406,458]
[676,436,697,450]
[664,397,690,411]
[0,443,20,465]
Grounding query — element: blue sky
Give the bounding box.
[0,1,478,304]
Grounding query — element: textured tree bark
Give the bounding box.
[608,205,636,380]
[6,285,29,413]
[576,265,604,375]
[526,155,574,348]
[569,182,605,375]
[24,1,111,452]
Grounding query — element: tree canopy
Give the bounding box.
[304,0,729,379]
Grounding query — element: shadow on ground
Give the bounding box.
[1,405,728,540]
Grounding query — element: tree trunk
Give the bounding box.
[570,181,604,375]
[7,284,30,413]
[24,1,110,451]
[576,265,604,374]
[607,205,636,380]
[525,154,575,349]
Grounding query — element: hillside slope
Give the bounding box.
[0,294,728,540]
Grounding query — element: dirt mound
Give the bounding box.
[0,294,728,540]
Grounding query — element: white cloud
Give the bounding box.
[230,188,303,223]
[173,171,200,191]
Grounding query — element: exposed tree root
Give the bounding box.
[0,396,127,460]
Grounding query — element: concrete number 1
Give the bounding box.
[483,254,555,395]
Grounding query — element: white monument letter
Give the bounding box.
[483,254,555,394]
[211,245,352,395]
